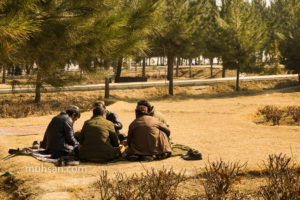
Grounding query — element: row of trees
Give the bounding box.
[1,0,299,103]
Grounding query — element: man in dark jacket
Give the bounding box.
[94,101,125,141]
[79,106,121,161]
[40,105,80,158]
[127,105,172,161]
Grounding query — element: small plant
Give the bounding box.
[258,105,284,125]
[202,159,246,200]
[259,154,300,200]
[97,168,185,200]
[286,106,300,124]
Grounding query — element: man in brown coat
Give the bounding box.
[78,106,121,161]
[137,99,169,127]
[127,104,172,161]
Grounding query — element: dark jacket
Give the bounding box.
[41,112,78,154]
[127,115,172,156]
[79,116,120,160]
[92,110,123,134]
[106,110,123,134]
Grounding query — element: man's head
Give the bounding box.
[94,101,106,109]
[135,105,149,118]
[93,106,106,118]
[137,99,153,112]
[66,105,80,122]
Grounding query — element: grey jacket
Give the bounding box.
[41,112,78,153]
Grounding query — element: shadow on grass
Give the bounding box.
[110,81,300,104]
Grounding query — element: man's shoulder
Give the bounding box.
[133,115,157,124]
[90,117,114,127]
[106,110,117,119]
[53,112,70,122]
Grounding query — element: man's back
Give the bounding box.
[128,115,171,156]
[79,116,120,160]
[45,113,76,153]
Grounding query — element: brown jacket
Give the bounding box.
[127,115,172,156]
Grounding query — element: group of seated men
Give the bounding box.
[40,100,172,161]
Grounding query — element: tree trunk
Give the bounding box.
[210,58,213,78]
[176,57,180,77]
[11,65,15,77]
[2,66,6,84]
[157,57,159,66]
[115,57,123,82]
[189,58,192,78]
[80,69,83,79]
[104,60,110,99]
[236,67,240,91]
[298,70,300,85]
[25,63,33,75]
[222,67,226,78]
[142,58,146,77]
[167,54,174,95]
[35,68,42,104]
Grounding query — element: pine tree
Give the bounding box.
[150,0,205,95]
[201,0,223,78]
[75,0,159,99]
[272,0,300,83]
[0,0,40,83]
[21,0,90,103]
[218,0,267,91]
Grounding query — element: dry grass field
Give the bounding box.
[0,79,300,199]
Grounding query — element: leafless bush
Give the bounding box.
[286,106,300,124]
[0,96,98,118]
[97,168,185,200]
[258,105,284,125]
[202,159,246,200]
[259,154,300,200]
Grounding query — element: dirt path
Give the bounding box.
[0,89,299,199]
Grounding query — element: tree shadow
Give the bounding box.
[109,84,300,104]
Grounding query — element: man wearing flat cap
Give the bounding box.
[40,105,80,158]
[126,103,172,161]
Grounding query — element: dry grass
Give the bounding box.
[259,154,300,200]
[0,78,298,119]
[0,80,299,199]
[256,105,300,126]
[201,160,246,200]
[97,168,185,200]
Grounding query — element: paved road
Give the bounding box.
[0,74,297,94]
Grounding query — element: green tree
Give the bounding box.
[202,0,223,78]
[150,0,205,95]
[22,0,89,103]
[0,0,40,83]
[219,0,267,91]
[273,0,300,83]
[77,0,159,99]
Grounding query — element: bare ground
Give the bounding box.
[0,82,300,199]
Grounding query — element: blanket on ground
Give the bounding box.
[5,144,195,165]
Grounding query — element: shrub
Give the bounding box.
[97,168,185,200]
[202,159,246,200]
[0,96,98,118]
[258,105,284,125]
[259,154,300,200]
[286,106,300,124]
